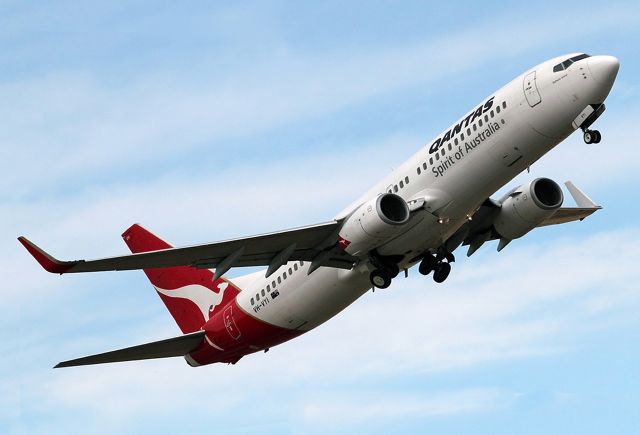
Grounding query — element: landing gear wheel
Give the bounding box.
[583,130,594,144]
[370,268,392,289]
[593,130,601,143]
[433,262,451,283]
[419,255,438,276]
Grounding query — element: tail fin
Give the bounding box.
[122,224,239,334]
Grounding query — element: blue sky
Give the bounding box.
[2,1,640,434]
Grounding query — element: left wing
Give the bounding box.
[19,221,357,278]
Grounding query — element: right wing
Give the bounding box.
[537,181,601,226]
[19,220,357,278]
[461,181,601,256]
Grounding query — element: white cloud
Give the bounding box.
[1,3,637,198]
[1,227,632,435]
[3,3,640,433]
[301,387,512,423]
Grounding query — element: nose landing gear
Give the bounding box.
[583,129,601,144]
[577,103,605,144]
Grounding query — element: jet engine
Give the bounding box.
[338,193,410,256]
[494,178,564,241]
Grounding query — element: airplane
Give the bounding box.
[19,52,619,368]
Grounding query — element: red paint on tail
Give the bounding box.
[122,224,239,334]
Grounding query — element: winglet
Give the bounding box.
[17,236,76,274]
[564,181,601,209]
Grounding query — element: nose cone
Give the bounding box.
[588,55,620,87]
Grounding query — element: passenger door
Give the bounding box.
[523,71,542,107]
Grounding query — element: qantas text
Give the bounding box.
[428,97,494,154]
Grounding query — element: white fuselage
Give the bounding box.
[233,53,618,332]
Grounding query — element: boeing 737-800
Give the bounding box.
[19,52,619,368]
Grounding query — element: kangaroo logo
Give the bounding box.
[154,281,229,321]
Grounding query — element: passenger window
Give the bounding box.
[267,284,270,291]
[399,180,404,188]
[272,281,276,287]
[416,167,420,175]
[484,115,489,122]
[251,297,254,305]
[490,110,494,117]
[289,268,292,275]
[429,157,433,165]
[422,162,427,170]
[294,263,298,271]
[440,148,445,156]
[473,124,477,131]
[405,176,409,184]
[277,277,281,284]
[261,289,266,297]
[502,101,507,109]
[435,153,440,161]
[496,105,501,114]
[256,293,260,301]
[300,261,304,266]
[478,119,483,127]
[283,273,286,280]
[461,133,465,140]
[454,138,458,145]
[393,185,398,192]
[467,128,471,135]
[449,143,453,150]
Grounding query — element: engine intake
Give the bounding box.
[338,193,410,256]
[494,178,563,241]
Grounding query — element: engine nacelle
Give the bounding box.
[494,178,564,240]
[338,193,410,256]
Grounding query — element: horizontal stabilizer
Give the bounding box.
[55,330,205,368]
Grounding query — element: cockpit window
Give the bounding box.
[553,53,590,72]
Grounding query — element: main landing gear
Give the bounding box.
[583,129,601,144]
[370,268,393,289]
[368,254,400,289]
[419,252,454,283]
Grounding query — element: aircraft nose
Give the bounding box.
[587,55,620,87]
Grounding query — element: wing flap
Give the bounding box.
[55,330,205,368]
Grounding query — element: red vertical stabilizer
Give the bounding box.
[122,224,239,334]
